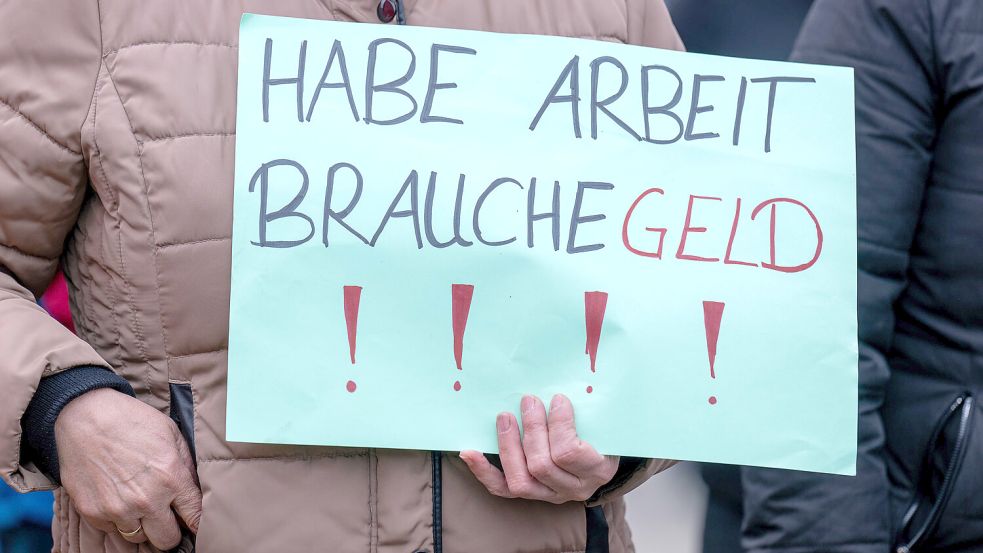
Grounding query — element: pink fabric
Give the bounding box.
[40,273,75,334]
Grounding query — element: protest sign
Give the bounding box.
[228,14,858,475]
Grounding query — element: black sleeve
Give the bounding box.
[21,366,135,484]
[739,0,938,551]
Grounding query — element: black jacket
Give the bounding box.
[740,0,983,552]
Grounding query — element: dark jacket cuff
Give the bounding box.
[21,366,134,484]
[588,456,647,503]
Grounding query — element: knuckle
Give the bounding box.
[103,503,129,521]
[526,456,553,480]
[573,489,594,502]
[161,469,187,493]
[507,480,532,497]
[551,442,584,467]
[488,485,511,499]
[522,417,547,433]
[75,500,102,521]
[128,493,154,515]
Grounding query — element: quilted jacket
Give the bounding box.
[0,1,682,552]
[738,1,983,551]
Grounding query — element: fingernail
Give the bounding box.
[520,395,536,414]
[550,394,565,411]
[497,413,511,433]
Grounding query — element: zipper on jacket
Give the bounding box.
[894,393,974,553]
[396,0,406,25]
[431,451,443,553]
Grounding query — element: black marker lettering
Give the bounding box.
[590,56,641,140]
[248,159,315,248]
[684,74,725,141]
[324,162,369,246]
[749,76,816,153]
[529,56,582,138]
[567,181,614,254]
[641,65,684,144]
[365,38,418,126]
[421,44,477,125]
[424,172,474,248]
[527,178,561,251]
[371,170,424,248]
[306,40,360,123]
[262,39,307,123]
[732,76,748,146]
[473,177,524,246]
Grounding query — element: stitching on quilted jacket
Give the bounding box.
[104,64,164,400]
[84,0,105,149]
[0,242,53,264]
[0,98,81,156]
[142,131,235,143]
[103,40,237,59]
[90,66,128,370]
[157,237,231,250]
[198,452,370,463]
[167,348,227,361]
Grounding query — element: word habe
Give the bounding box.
[340,285,727,405]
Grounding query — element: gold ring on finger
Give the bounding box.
[116,524,143,538]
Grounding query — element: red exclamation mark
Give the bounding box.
[584,291,609,394]
[452,284,474,391]
[703,300,725,405]
[344,286,362,393]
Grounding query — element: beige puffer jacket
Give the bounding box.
[0,1,682,552]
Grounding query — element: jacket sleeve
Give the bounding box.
[0,0,113,492]
[587,457,676,506]
[739,1,938,551]
[626,0,685,51]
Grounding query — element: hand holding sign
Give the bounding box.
[461,395,621,504]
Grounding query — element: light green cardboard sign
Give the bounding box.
[229,14,858,475]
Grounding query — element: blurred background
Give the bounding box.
[0,2,814,551]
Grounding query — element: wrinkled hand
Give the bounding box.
[460,394,619,504]
[55,388,202,550]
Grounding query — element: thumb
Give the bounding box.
[172,476,203,534]
[175,428,199,486]
[171,432,202,533]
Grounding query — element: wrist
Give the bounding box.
[22,367,134,483]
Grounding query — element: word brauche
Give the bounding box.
[247,160,824,274]
[261,37,815,152]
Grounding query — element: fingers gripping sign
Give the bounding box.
[460,394,620,504]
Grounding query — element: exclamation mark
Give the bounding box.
[584,291,609,394]
[703,300,725,405]
[452,284,474,391]
[344,286,362,393]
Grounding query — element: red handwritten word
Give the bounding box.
[622,191,823,273]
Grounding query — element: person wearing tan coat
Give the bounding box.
[0,1,683,552]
